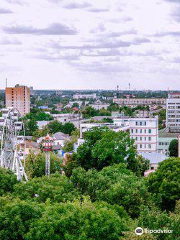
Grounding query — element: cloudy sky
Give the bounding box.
[0,0,180,90]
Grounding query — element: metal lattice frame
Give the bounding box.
[0,108,28,181]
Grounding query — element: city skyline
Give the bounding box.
[0,0,180,90]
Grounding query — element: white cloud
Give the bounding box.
[0,0,179,90]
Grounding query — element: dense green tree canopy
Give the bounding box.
[0,168,18,196]
[24,152,62,179]
[169,139,178,157]
[148,157,180,211]
[74,127,148,176]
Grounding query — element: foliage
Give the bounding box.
[13,174,78,203]
[63,129,80,152]
[148,158,180,211]
[107,103,120,112]
[26,110,53,121]
[24,119,38,136]
[71,164,149,218]
[0,168,18,196]
[169,139,178,157]
[25,151,62,179]
[26,198,129,240]
[46,120,76,135]
[0,197,43,240]
[75,127,146,175]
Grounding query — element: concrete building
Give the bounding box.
[6,84,30,116]
[158,130,179,154]
[166,93,180,132]
[114,117,159,152]
[113,97,166,107]
[78,116,159,153]
[73,93,97,100]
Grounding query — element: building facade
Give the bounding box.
[73,93,97,100]
[6,84,30,116]
[114,117,159,152]
[166,93,180,132]
[78,117,158,153]
[113,97,166,107]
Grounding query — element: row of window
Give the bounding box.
[135,121,147,126]
[138,144,152,149]
[131,129,152,134]
[134,136,152,141]
[159,142,169,146]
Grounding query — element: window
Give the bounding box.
[136,137,138,141]
[149,137,151,141]
[140,137,142,141]
[136,122,138,126]
[136,129,138,133]
[140,144,142,148]
[140,129,142,133]
[140,122,142,126]
[148,144,151,148]
[144,121,146,126]
[131,129,133,133]
[144,129,146,133]
[148,129,152,134]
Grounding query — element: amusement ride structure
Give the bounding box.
[0,107,28,181]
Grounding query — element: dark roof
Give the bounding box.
[159,129,179,138]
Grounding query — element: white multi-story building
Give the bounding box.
[114,117,159,152]
[166,93,180,132]
[78,117,158,153]
[73,93,97,100]
[113,97,166,107]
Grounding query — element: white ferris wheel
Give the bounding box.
[0,107,28,181]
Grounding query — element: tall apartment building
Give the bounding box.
[6,84,30,116]
[166,93,180,132]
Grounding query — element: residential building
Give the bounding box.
[114,117,159,152]
[73,93,97,100]
[113,97,166,107]
[166,93,180,132]
[78,116,158,153]
[6,84,30,116]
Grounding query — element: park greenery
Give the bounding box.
[169,139,178,157]
[0,127,179,239]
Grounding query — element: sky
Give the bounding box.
[0,0,180,90]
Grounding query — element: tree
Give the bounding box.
[24,119,38,136]
[62,122,76,135]
[75,127,137,171]
[107,103,120,112]
[46,120,63,134]
[13,173,78,203]
[71,164,149,218]
[63,129,80,152]
[169,139,178,157]
[0,168,18,196]
[148,157,180,211]
[25,151,62,179]
[0,198,43,240]
[26,198,129,240]
[82,106,98,118]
